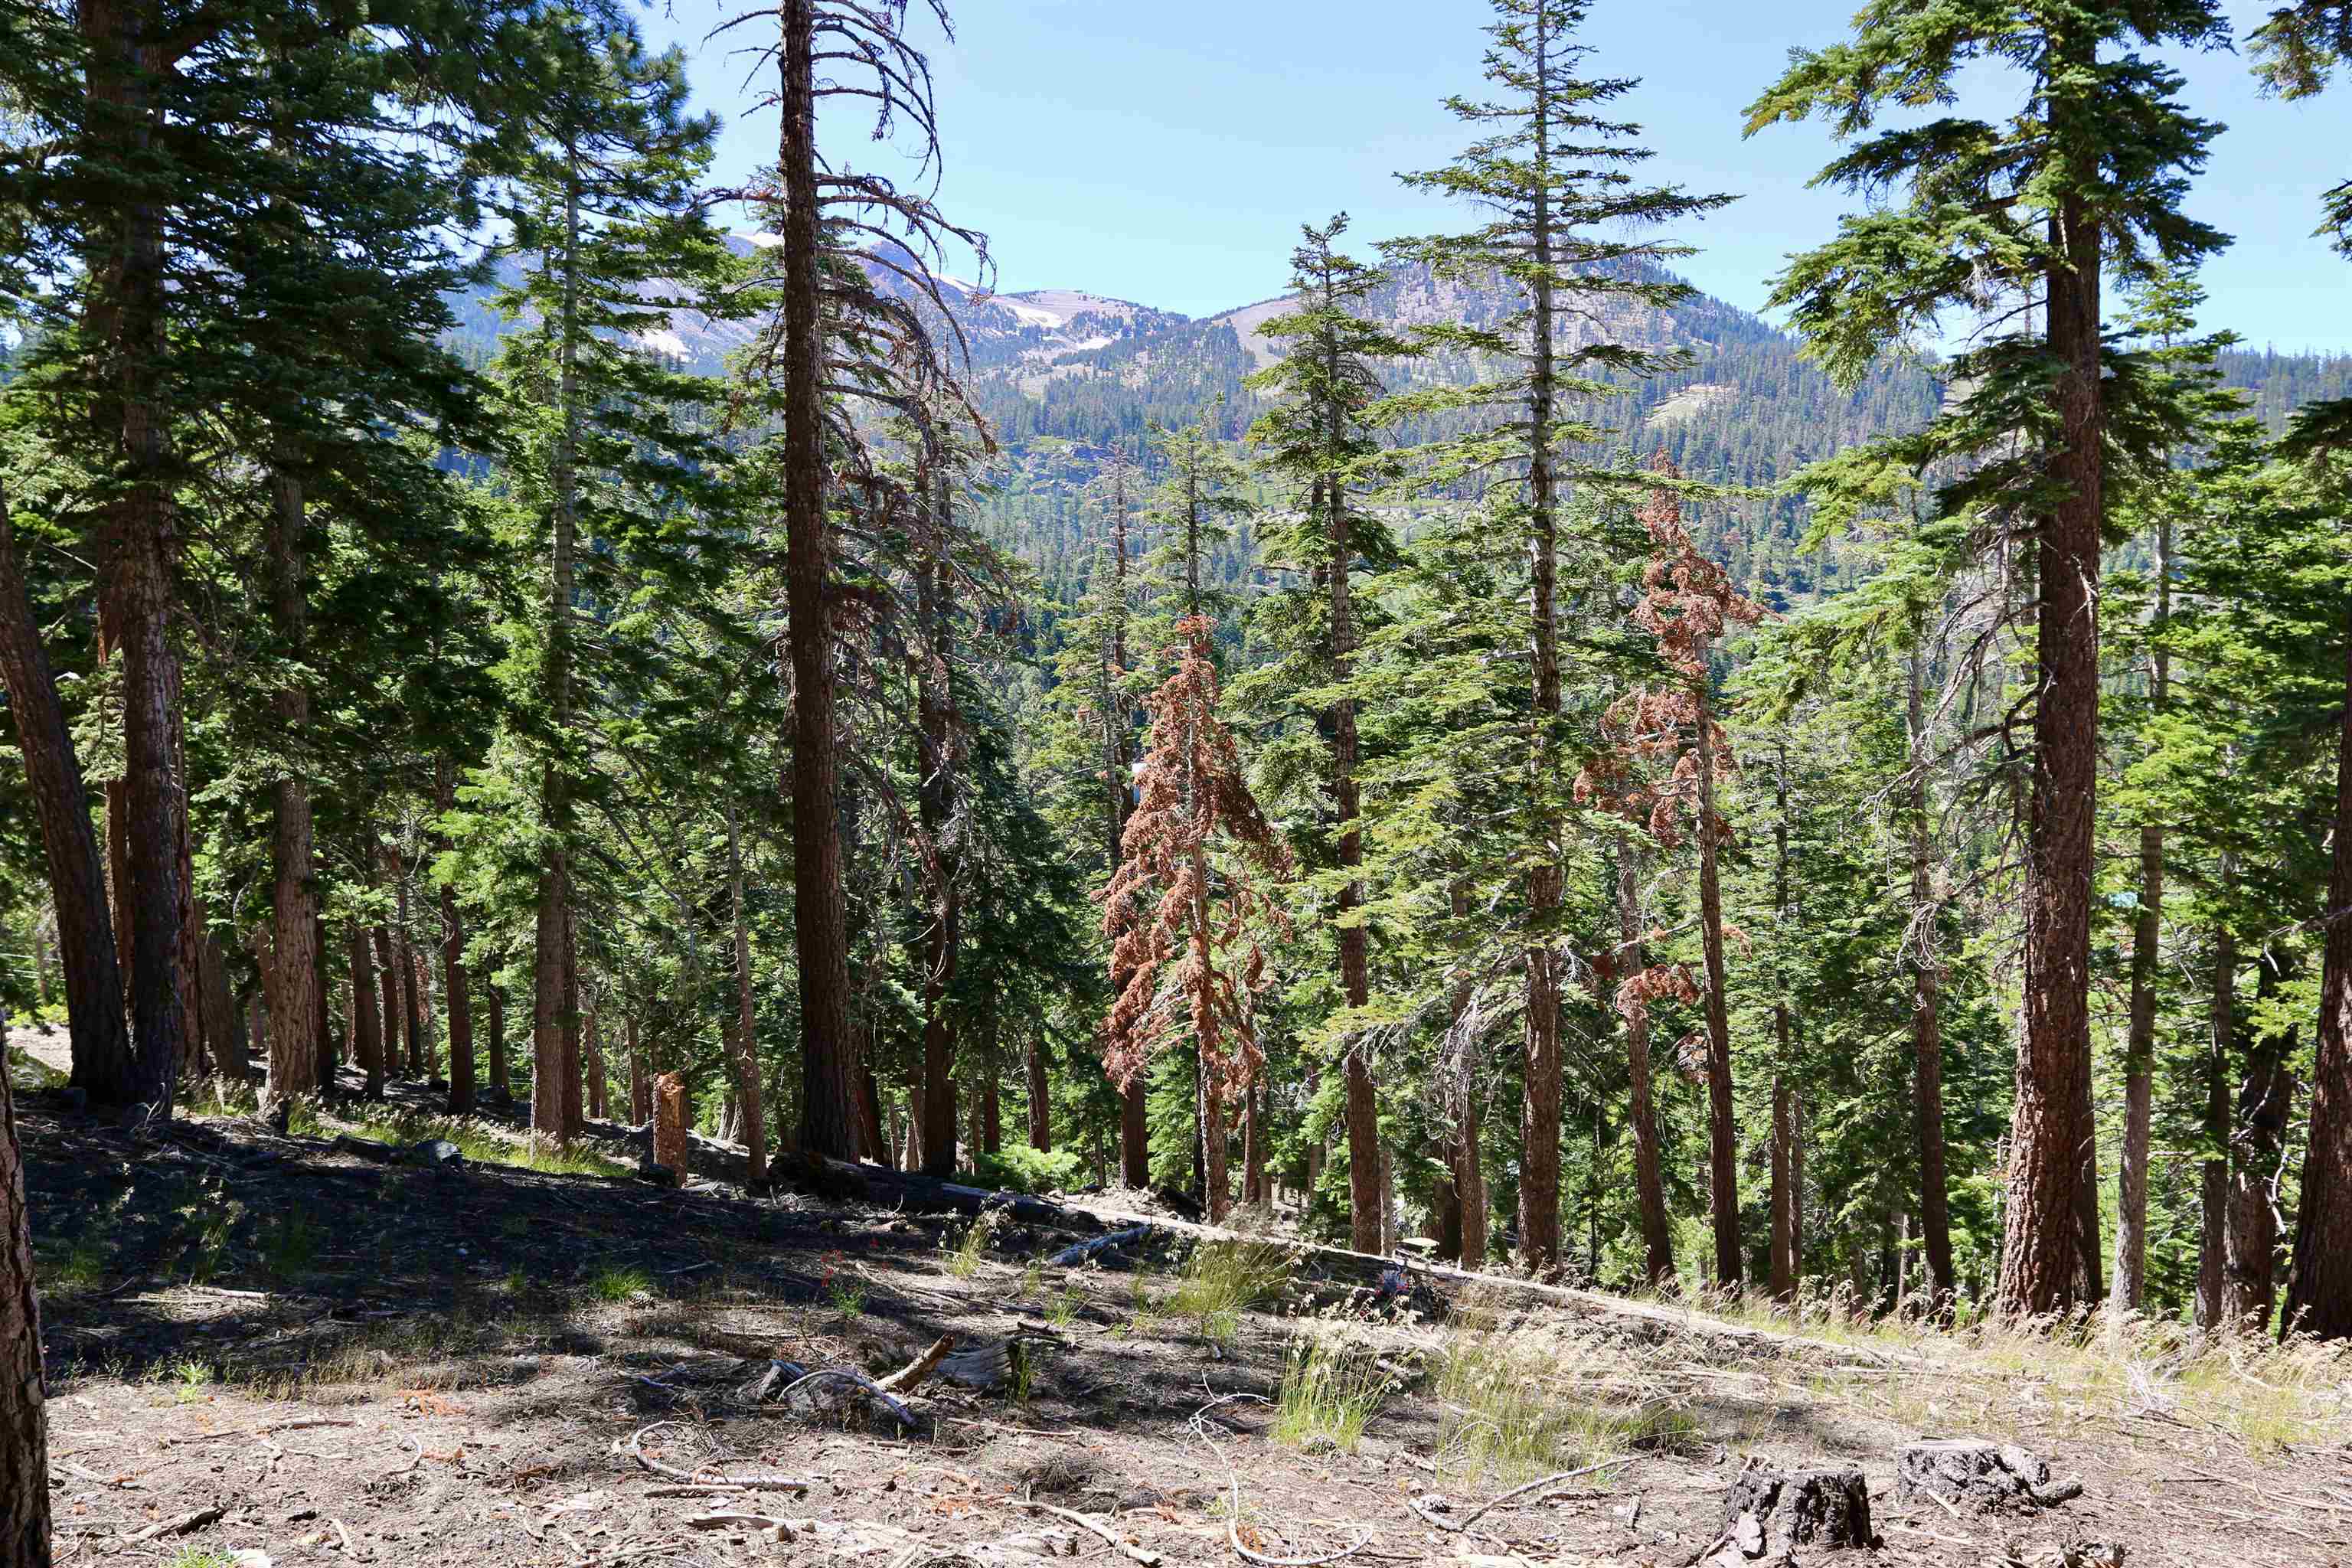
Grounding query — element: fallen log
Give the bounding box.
[1896,1440,2082,1511]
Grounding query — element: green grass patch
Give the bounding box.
[1275,1336,1390,1453]
[1435,1334,1697,1484]
[1169,1240,1292,1341]
[586,1264,653,1303]
[330,1107,629,1178]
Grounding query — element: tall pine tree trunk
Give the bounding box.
[584,1010,606,1122]
[1517,4,1565,1276]
[0,1013,49,1568]
[627,1016,647,1123]
[1999,184,2104,1318]
[348,924,384,1099]
[485,979,507,1102]
[534,156,582,1148]
[1325,466,1380,1254]
[917,549,961,1179]
[310,916,334,1094]
[2198,922,2236,1330]
[1102,465,1150,1189]
[372,921,403,1086]
[436,760,474,1115]
[775,0,857,1156]
[2114,510,2171,1315]
[1026,1035,1053,1153]
[83,0,186,1116]
[0,484,132,1102]
[2226,955,2294,1333]
[1693,687,1742,1290]
[263,461,320,1105]
[1620,846,1675,1288]
[395,875,423,1079]
[2285,609,2352,1339]
[1769,747,1798,1304]
[725,804,766,1181]
[1906,645,1955,1308]
[560,903,583,1136]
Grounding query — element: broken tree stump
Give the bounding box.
[651,1073,686,1186]
[1709,1462,1873,1564]
[1896,1440,2082,1511]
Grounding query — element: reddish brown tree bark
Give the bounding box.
[348,924,384,1099]
[2286,615,2352,1339]
[0,484,132,1104]
[0,1014,50,1568]
[773,0,858,1157]
[82,0,188,1116]
[1997,184,2104,1320]
[1025,1036,1053,1154]
[263,462,320,1106]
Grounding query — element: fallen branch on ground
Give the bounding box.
[997,1497,1161,1566]
[627,1423,821,1490]
[1410,1458,1634,1534]
[124,1505,227,1542]
[874,1334,955,1393]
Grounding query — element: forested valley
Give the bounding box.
[8,2,2352,1563]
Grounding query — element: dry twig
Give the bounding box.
[628,1422,819,1490]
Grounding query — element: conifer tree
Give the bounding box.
[1388,0,1731,1274]
[1625,460,1763,1287]
[727,0,987,1158]
[0,476,129,1100]
[1104,619,1291,1223]
[488,19,735,1144]
[1748,0,2230,1317]
[1038,457,1153,1181]
[1244,214,1415,1253]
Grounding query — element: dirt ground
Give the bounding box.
[13,1044,2352,1568]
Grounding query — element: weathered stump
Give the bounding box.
[1896,1440,2082,1511]
[1710,1463,1872,1564]
[652,1072,687,1185]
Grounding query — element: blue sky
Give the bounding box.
[645,0,2352,351]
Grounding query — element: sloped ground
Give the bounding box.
[14,1062,2352,1568]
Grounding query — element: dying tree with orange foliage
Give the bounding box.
[1580,456,1766,1290]
[1102,617,1291,1220]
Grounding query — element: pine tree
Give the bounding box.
[1625,459,1763,1288]
[1388,0,1732,1274]
[1748,0,2230,1317]
[728,0,987,1158]
[488,18,736,1145]
[1243,214,1416,1253]
[1104,619,1292,1223]
[0,475,129,1102]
